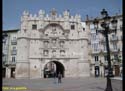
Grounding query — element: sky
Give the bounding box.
[3,0,122,30]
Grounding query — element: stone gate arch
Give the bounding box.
[42,60,66,78]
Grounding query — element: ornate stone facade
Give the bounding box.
[15,9,90,79]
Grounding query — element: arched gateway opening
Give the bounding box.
[43,61,65,78]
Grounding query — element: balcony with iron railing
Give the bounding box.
[8,61,16,65]
[11,39,17,45]
[103,49,107,53]
[91,49,100,54]
[110,36,118,42]
[110,48,120,53]
[98,49,107,54]
[94,47,108,54]
[3,61,16,66]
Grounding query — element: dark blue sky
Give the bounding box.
[3,0,122,30]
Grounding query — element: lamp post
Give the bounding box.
[93,9,117,91]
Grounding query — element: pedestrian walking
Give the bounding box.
[58,72,62,83]
[53,71,57,84]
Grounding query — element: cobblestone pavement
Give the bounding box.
[3,77,107,91]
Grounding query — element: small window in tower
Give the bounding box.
[43,50,48,56]
[60,50,65,56]
[71,25,75,30]
[32,24,37,30]
[52,50,56,56]
[44,41,49,46]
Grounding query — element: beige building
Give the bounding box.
[15,9,90,79]
[2,29,18,78]
[86,14,122,77]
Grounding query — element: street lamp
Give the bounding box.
[93,9,117,91]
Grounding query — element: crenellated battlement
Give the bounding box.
[21,9,81,22]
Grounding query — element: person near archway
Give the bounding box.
[53,71,57,83]
[58,72,62,83]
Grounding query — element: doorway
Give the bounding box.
[11,68,15,78]
[114,65,120,76]
[43,61,65,78]
[95,66,100,77]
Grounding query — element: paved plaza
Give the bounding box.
[2,77,107,91]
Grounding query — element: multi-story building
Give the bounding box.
[15,9,90,79]
[86,14,122,77]
[2,29,19,78]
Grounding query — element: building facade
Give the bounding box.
[86,14,122,77]
[2,30,18,78]
[15,9,90,79]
